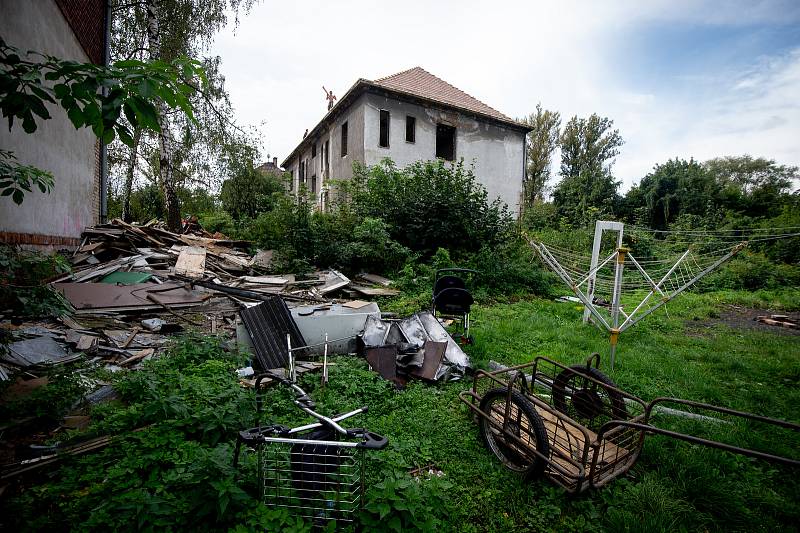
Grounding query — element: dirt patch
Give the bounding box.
[687,305,800,336]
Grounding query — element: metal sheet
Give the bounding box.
[4,336,77,367]
[54,282,207,311]
[410,341,447,381]
[240,297,306,370]
[291,302,380,355]
[365,346,397,381]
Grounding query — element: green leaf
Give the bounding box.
[12,189,23,204]
[66,106,84,128]
[102,128,115,145]
[21,111,36,133]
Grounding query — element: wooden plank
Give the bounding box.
[174,246,206,278]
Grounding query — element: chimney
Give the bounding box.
[273,156,278,167]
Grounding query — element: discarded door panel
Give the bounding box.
[410,341,447,381]
[365,345,398,381]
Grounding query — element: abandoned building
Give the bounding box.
[281,67,532,214]
[0,0,110,248]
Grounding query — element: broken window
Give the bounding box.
[436,123,456,161]
[324,140,330,177]
[379,110,390,148]
[406,115,416,143]
[312,143,317,158]
[341,121,348,156]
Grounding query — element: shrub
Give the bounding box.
[342,159,514,255]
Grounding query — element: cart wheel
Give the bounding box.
[552,365,627,422]
[478,388,550,478]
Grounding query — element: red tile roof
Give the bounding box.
[373,67,516,124]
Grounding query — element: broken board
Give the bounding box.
[174,246,207,278]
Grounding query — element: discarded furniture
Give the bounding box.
[431,268,476,342]
[234,371,387,527]
[460,354,800,493]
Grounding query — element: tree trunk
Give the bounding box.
[145,0,181,231]
[121,128,142,222]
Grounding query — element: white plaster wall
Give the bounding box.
[362,92,525,214]
[0,0,99,243]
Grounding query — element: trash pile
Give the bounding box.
[0,218,472,478]
[0,220,407,377]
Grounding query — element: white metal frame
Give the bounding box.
[530,221,747,368]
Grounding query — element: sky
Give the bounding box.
[210,0,800,191]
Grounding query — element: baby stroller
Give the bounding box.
[432,268,477,344]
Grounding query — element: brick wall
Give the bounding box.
[55,0,106,65]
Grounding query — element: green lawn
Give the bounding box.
[3,289,799,532]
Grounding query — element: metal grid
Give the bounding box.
[258,436,365,525]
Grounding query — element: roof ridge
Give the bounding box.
[374,66,512,122]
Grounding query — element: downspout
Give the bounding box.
[520,130,528,221]
[99,0,111,223]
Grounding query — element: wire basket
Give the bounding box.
[256,431,365,525]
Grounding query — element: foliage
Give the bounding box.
[219,143,286,220]
[0,361,93,423]
[520,104,561,205]
[0,38,203,145]
[0,245,70,317]
[552,114,623,226]
[343,159,514,255]
[3,290,800,531]
[0,149,54,205]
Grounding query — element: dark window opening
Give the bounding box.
[341,122,348,156]
[312,144,317,158]
[436,124,456,161]
[379,110,390,148]
[406,116,416,143]
[289,168,295,191]
[324,140,330,177]
[311,174,317,194]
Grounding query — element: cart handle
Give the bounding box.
[596,409,800,468]
[645,397,800,431]
[434,268,478,280]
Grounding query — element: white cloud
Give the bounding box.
[210,0,800,190]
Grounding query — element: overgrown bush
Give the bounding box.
[0,245,70,317]
[342,159,514,255]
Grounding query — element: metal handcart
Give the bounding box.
[459,354,800,493]
[234,371,388,525]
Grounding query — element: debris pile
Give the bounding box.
[360,311,471,386]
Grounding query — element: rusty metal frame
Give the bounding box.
[460,356,800,493]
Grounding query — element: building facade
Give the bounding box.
[0,0,109,248]
[282,67,531,215]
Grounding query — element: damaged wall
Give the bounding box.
[361,92,526,215]
[0,0,103,248]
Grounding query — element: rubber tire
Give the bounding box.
[478,387,550,479]
[552,365,627,421]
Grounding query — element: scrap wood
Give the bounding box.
[756,315,799,329]
[119,348,155,366]
[357,273,393,287]
[174,246,207,278]
[350,285,400,297]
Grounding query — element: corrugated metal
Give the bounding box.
[240,297,307,371]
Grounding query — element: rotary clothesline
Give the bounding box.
[529,221,800,368]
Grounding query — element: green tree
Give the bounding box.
[520,104,561,205]
[552,114,623,226]
[219,143,285,220]
[110,0,257,229]
[626,158,717,229]
[0,38,203,204]
[704,155,798,218]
